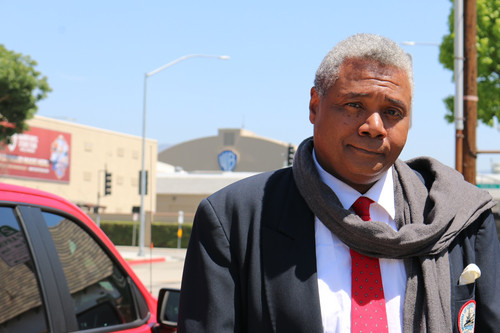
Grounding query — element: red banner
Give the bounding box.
[0,127,71,182]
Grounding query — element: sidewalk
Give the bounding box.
[117,246,187,294]
[116,245,187,265]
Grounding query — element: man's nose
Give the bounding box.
[359,112,387,138]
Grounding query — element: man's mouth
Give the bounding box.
[349,145,384,156]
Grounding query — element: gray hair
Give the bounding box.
[314,33,414,96]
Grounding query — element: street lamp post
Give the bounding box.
[454,0,465,174]
[403,30,466,175]
[138,54,229,256]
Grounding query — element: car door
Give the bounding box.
[0,202,155,333]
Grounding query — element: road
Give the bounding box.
[116,246,187,296]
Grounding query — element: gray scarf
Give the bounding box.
[292,137,495,332]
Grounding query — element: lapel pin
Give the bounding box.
[459,263,481,285]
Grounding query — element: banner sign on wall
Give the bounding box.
[0,127,71,183]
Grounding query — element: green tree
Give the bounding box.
[439,0,500,126]
[0,45,51,143]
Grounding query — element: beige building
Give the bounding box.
[156,128,296,220]
[0,115,157,218]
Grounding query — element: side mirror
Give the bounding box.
[157,288,181,331]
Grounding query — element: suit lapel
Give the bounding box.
[261,170,323,332]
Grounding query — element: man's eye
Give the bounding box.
[346,102,361,108]
[386,109,403,118]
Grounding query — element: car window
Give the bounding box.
[42,211,141,330]
[0,207,48,333]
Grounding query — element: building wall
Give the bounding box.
[155,193,204,222]
[0,116,157,216]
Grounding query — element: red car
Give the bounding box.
[0,182,178,333]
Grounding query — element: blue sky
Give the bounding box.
[1,0,499,172]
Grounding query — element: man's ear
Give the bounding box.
[309,87,319,124]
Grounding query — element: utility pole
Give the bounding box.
[463,0,478,184]
[454,0,464,174]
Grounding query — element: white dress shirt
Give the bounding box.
[313,151,406,333]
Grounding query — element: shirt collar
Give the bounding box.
[312,149,395,219]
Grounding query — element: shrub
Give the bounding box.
[100,221,192,248]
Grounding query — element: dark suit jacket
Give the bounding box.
[178,167,500,332]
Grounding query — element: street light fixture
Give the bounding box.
[401,41,440,46]
[138,54,230,256]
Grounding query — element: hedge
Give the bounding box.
[100,221,193,248]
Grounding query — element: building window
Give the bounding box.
[84,142,93,152]
[131,176,138,187]
[83,171,92,182]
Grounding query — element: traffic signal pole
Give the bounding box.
[287,144,295,166]
[104,171,112,196]
[95,167,112,227]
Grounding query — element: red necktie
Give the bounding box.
[350,196,388,332]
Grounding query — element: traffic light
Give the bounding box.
[287,144,295,166]
[139,170,148,195]
[104,171,112,196]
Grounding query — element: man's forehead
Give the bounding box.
[325,58,412,107]
[340,58,406,77]
[338,59,410,88]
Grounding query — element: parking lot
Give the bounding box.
[116,246,187,296]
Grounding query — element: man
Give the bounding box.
[178,33,500,332]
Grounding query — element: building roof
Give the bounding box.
[156,162,258,195]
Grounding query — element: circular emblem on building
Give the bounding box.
[218,150,238,171]
[458,300,476,333]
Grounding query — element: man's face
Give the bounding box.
[309,58,411,193]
